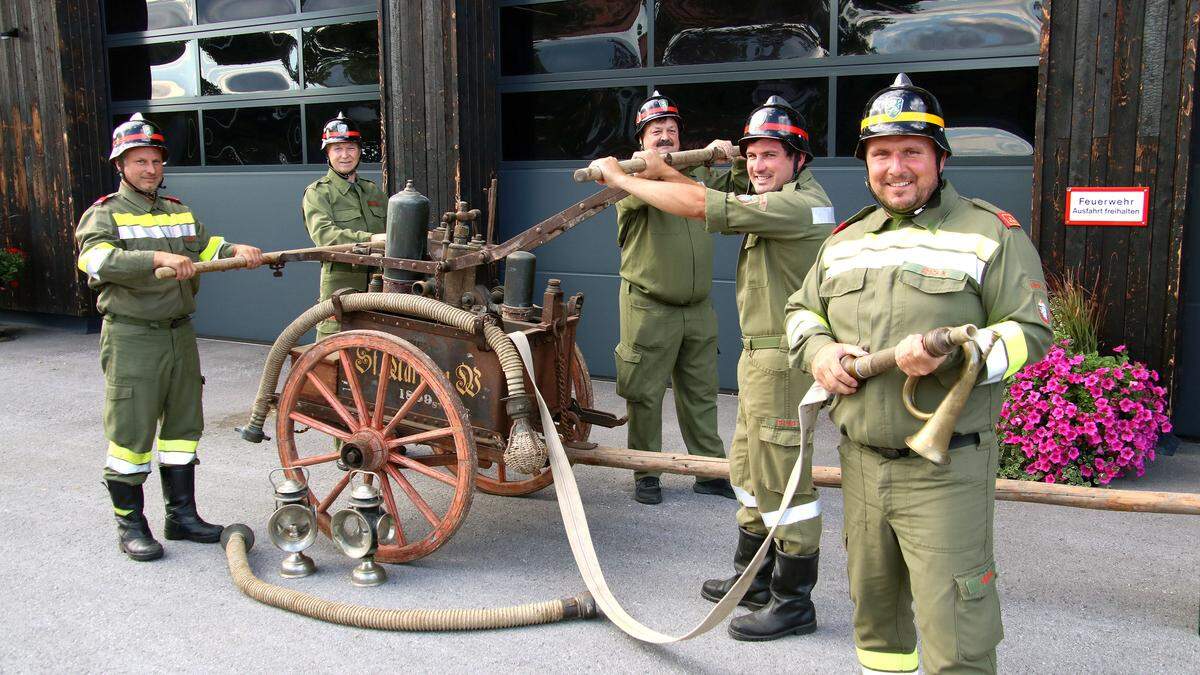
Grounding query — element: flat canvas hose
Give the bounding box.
[240,292,544,469]
[219,525,596,630]
[507,331,829,643]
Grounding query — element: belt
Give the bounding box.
[741,334,784,350]
[866,432,980,459]
[105,313,191,330]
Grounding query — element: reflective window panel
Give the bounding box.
[502,87,643,161]
[105,0,195,34]
[301,0,374,10]
[663,79,829,156]
[203,105,302,164]
[305,100,382,164]
[199,31,300,95]
[108,41,198,101]
[835,68,1037,157]
[655,1,829,66]
[196,0,296,24]
[110,110,201,166]
[303,21,379,88]
[500,1,647,76]
[839,1,1043,56]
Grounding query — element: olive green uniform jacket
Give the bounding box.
[75,181,236,484]
[704,163,835,553]
[302,168,387,338]
[784,181,1052,674]
[613,166,743,479]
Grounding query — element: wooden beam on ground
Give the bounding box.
[563,445,1200,516]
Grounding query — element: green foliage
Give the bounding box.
[1047,269,1102,355]
[0,247,25,288]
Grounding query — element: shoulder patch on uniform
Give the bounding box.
[162,195,182,204]
[93,192,118,206]
[832,205,876,235]
[967,197,1021,228]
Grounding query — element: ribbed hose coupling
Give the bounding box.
[220,524,597,630]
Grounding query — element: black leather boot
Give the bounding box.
[106,480,164,562]
[160,464,224,543]
[701,527,775,610]
[634,476,662,504]
[728,546,818,641]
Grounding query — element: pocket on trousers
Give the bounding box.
[756,421,805,494]
[614,342,647,402]
[953,559,1004,661]
[106,383,134,401]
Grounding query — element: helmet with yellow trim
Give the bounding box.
[739,95,813,162]
[320,111,362,150]
[633,90,681,140]
[109,113,167,162]
[855,73,951,159]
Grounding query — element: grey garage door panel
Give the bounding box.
[167,170,383,343]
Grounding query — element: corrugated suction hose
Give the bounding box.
[220,525,596,630]
[240,292,546,471]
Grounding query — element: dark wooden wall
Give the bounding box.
[0,0,109,317]
[1032,0,1200,400]
[380,0,498,217]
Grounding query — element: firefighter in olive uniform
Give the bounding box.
[616,91,738,505]
[76,113,265,561]
[785,74,1053,673]
[590,96,835,641]
[302,112,388,341]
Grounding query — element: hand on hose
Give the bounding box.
[894,333,947,377]
[230,244,265,269]
[812,343,868,395]
[154,251,195,280]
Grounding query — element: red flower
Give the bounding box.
[7,280,17,288]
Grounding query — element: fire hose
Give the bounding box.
[219,524,596,630]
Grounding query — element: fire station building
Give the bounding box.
[0,1,1197,434]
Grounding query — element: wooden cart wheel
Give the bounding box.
[471,344,594,497]
[276,330,476,563]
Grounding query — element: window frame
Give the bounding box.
[102,1,380,170]
[496,0,1042,165]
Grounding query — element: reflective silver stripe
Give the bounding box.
[811,206,835,224]
[786,310,829,348]
[761,498,821,527]
[732,485,757,508]
[81,246,114,280]
[157,450,195,466]
[105,455,151,474]
[975,328,1007,385]
[826,247,986,283]
[116,223,197,240]
[823,228,999,283]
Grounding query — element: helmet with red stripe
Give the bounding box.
[855,73,951,159]
[633,90,681,140]
[109,113,167,162]
[739,96,812,162]
[320,111,362,150]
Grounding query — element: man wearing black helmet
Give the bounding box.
[302,112,388,341]
[785,74,1052,673]
[590,95,834,642]
[75,113,265,561]
[615,90,737,505]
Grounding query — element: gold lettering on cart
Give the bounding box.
[454,364,483,397]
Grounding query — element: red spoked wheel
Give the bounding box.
[276,330,476,563]
[468,344,594,497]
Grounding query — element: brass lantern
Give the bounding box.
[330,471,397,587]
[267,468,318,578]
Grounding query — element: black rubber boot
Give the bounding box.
[693,478,736,499]
[106,480,164,562]
[701,527,774,609]
[160,464,224,543]
[634,476,662,504]
[728,547,818,641]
